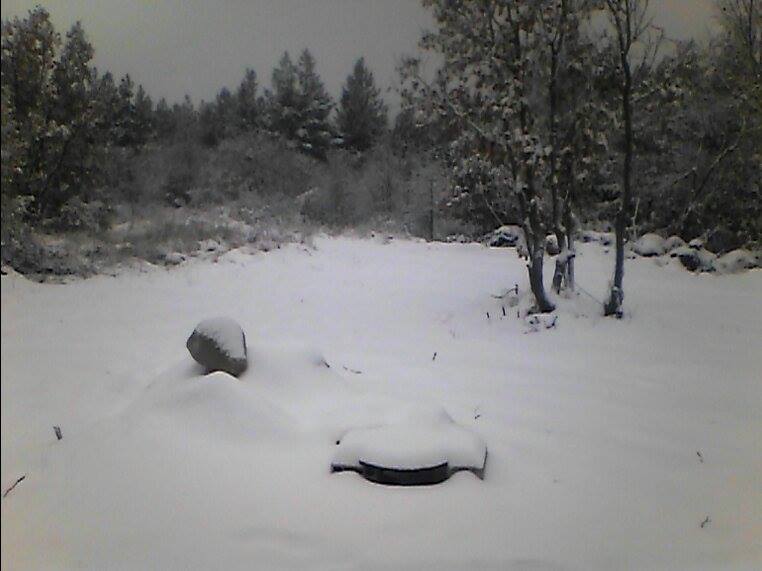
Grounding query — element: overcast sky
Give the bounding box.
[1,0,719,109]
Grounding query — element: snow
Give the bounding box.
[2,236,761,570]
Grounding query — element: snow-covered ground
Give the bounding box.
[2,236,761,570]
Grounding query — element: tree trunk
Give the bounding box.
[529,246,555,313]
[548,34,570,296]
[605,58,633,318]
[564,200,576,291]
[522,175,555,313]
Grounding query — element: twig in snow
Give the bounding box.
[432,352,437,361]
[3,475,26,498]
[486,311,490,320]
[342,366,363,375]
[502,306,506,317]
[696,450,703,463]
[54,426,63,441]
[700,516,711,529]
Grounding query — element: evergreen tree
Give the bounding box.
[267,51,300,138]
[295,49,334,158]
[236,68,262,131]
[44,21,101,212]
[1,7,60,215]
[134,84,154,145]
[153,97,176,140]
[267,49,334,158]
[336,57,388,151]
[171,94,197,139]
[115,73,137,146]
[91,71,120,143]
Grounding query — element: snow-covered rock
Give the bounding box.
[688,238,704,250]
[163,252,186,266]
[545,234,560,256]
[632,233,667,257]
[665,235,686,252]
[488,225,523,248]
[581,230,614,246]
[198,239,223,253]
[714,249,758,274]
[186,317,248,376]
[671,246,716,273]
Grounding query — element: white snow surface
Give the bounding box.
[193,316,247,360]
[2,236,761,570]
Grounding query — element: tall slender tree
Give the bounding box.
[602,0,659,317]
[296,49,334,158]
[236,67,262,131]
[337,57,388,151]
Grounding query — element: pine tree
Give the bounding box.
[115,73,137,146]
[133,84,154,145]
[153,97,175,140]
[336,57,388,151]
[295,49,334,158]
[1,6,60,215]
[43,20,100,212]
[267,50,334,158]
[267,51,300,138]
[236,68,262,131]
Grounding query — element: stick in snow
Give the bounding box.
[697,451,703,463]
[700,516,711,528]
[342,366,363,375]
[3,475,26,498]
[432,352,437,361]
[54,426,62,441]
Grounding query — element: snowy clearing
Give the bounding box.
[2,236,761,570]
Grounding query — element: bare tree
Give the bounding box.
[716,0,762,68]
[602,0,660,317]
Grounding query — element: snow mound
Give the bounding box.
[632,233,667,257]
[135,366,293,440]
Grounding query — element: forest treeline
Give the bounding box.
[399,0,760,313]
[1,2,760,313]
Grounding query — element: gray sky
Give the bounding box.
[1,0,719,108]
